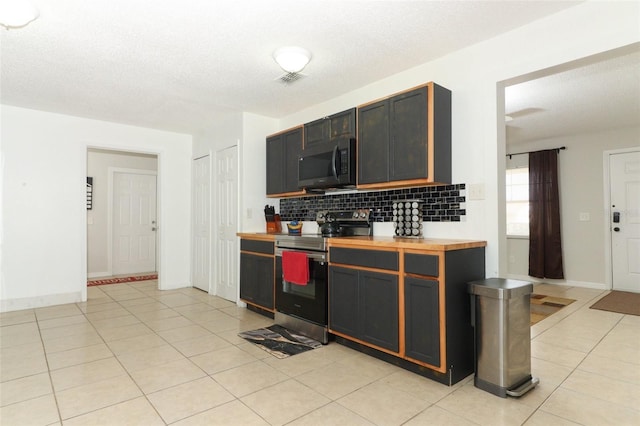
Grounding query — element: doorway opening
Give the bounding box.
[499,45,640,288]
[87,148,159,284]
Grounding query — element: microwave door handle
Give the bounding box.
[331,145,339,180]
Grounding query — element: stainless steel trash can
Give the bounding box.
[468,278,539,398]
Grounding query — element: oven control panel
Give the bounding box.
[316,209,370,224]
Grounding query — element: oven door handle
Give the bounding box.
[276,248,326,262]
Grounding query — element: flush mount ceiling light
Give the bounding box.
[0,0,39,29]
[273,46,311,74]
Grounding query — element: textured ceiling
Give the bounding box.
[1,0,586,135]
[505,47,640,145]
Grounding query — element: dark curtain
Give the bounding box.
[529,149,564,279]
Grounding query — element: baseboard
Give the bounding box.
[505,274,607,291]
[158,282,191,291]
[1,292,84,313]
[87,271,111,279]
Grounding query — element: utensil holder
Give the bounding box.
[286,222,302,235]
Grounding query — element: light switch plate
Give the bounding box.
[468,183,485,200]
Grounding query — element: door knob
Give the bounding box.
[613,227,620,232]
[152,227,157,231]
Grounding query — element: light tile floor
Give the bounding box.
[1,281,639,425]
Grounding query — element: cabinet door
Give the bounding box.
[359,270,399,352]
[329,108,356,140]
[389,87,428,181]
[328,266,359,336]
[283,128,303,193]
[303,118,328,148]
[358,100,389,184]
[266,135,284,195]
[404,277,440,366]
[239,253,274,309]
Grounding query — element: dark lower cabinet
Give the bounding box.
[239,252,274,310]
[359,270,399,352]
[404,277,440,366]
[329,266,399,352]
[328,266,359,336]
[329,244,485,386]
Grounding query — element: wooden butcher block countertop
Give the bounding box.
[238,233,486,251]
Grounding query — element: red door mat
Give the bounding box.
[87,274,158,286]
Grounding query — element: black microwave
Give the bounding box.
[298,138,356,190]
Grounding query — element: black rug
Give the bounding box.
[238,324,322,359]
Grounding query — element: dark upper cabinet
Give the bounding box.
[304,108,356,148]
[358,82,451,187]
[358,100,389,184]
[390,88,428,181]
[266,136,284,195]
[266,127,303,196]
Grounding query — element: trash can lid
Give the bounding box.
[468,278,533,299]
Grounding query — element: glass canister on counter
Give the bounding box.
[392,199,424,238]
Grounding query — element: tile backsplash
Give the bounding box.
[279,184,466,223]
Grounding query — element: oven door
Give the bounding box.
[275,248,327,326]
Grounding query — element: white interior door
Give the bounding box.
[215,146,238,302]
[610,150,640,292]
[193,155,211,292]
[113,172,157,275]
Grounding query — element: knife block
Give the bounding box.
[266,215,282,234]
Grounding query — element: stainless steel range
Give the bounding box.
[274,209,372,344]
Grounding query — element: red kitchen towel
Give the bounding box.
[282,251,309,285]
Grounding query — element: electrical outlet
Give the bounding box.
[579,212,590,221]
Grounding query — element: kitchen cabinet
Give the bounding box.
[266,126,304,197]
[327,238,485,386]
[329,266,399,353]
[239,239,275,313]
[359,270,399,352]
[327,266,359,337]
[329,247,400,353]
[357,82,451,188]
[404,276,440,366]
[304,108,356,148]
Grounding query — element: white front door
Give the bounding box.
[193,155,211,292]
[113,172,157,275]
[610,150,640,292]
[215,146,238,302]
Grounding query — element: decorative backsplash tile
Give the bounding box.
[279,184,466,222]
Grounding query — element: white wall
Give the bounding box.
[276,1,640,279]
[86,149,158,277]
[506,126,640,288]
[1,106,192,312]
[192,111,278,233]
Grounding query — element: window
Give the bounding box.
[506,167,529,237]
